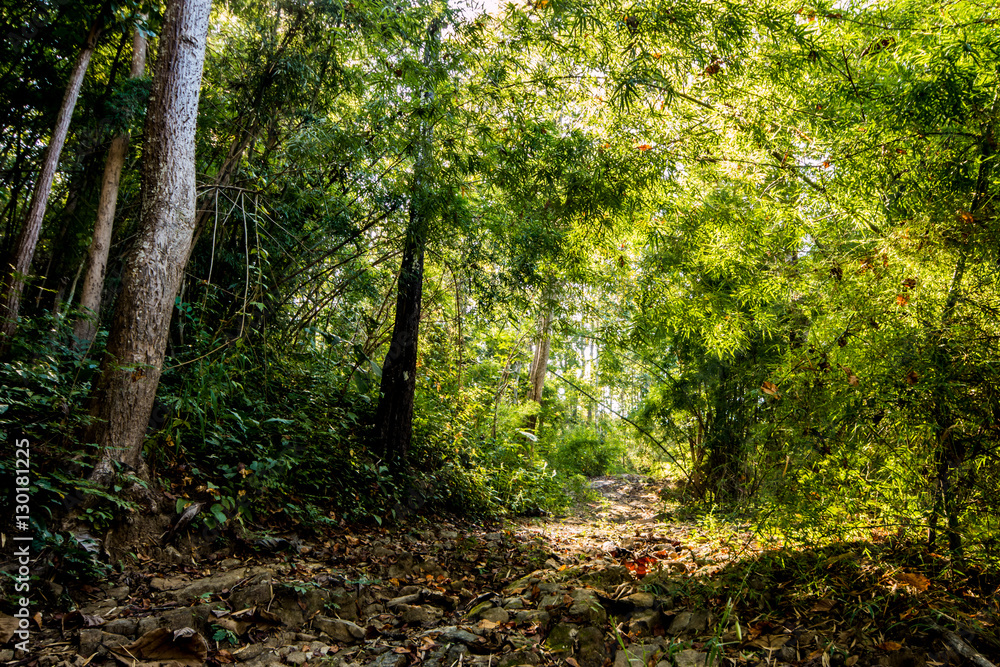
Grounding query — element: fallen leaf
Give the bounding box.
[877,641,903,651]
[896,294,910,306]
[0,614,17,643]
[894,572,930,592]
[751,634,792,650]
[761,381,780,397]
[810,598,835,612]
[905,370,919,385]
[902,278,916,289]
[566,659,581,667]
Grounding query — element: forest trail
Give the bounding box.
[22,475,997,667]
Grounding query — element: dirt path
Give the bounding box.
[13,475,996,667]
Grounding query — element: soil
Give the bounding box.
[4,475,997,667]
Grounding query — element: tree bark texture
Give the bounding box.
[374,19,440,462]
[86,0,211,480]
[0,20,102,353]
[74,24,148,345]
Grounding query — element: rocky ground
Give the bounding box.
[5,475,998,667]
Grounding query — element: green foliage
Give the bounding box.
[547,425,624,478]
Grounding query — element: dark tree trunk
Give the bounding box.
[374,18,440,463]
[85,0,211,483]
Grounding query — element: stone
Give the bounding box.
[503,597,525,610]
[544,622,578,656]
[625,592,656,608]
[230,572,275,609]
[106,586,130,600]
[478,607,510,624]
[615,644,664,667]
[580,566,633,588]
[674,649,707,667]
[667,610,709,636]
[500,651,541,666]
[161,606,195,630]
[78,629,129,657]
[576,626,606,667]
[233,644,269,662]
[439,530,458,539]
[438,627,480,645]
[400,604,438,624]
[387,593,422,608]
[539,594,564,609]
[628,610,663,637]
[569,599,607,624]
[777,646,797,663]
[514,610,550,625]
[150,576,188,592]
[221,558,242,568]
[102,618,138,636]
[285,651,309,665]
[163,545,187,564]
[136,616,159,636]
[466,601,496,620]
[312,616,365,643]
[372,652,407,667]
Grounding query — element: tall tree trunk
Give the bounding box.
[0,19,103,354]
[73,24,148,345]
[524,284,555,431]
[374,19,440,463]
[85,0,211,483]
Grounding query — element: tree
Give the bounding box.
[375,13,443,463]
[0,14,105,353]
[73,22,148,346]
[85,0,211,482]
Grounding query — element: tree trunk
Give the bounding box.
[85,0,211,483]
[524,285,555,431]
[374,19,440,463]
[73,24,147,346]
[0,19,102,354]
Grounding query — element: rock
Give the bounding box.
[221,557,242,568]
[163,545,187,564]
[503,597,525,610]
[667,610,709,636]
[673,649,707,667]
[500,650,541,666]
[170,568,272,603]
[103,618,138,636]
[569,598,606,624]
[312,616,365,644]
[777,646,797,663]
[514,610,550,625]
[625,592,656,608]
[229,572,274,609]
[539,594,564,609]
[0,651,13,662]
[614,643,663,667]
[106,585,130,600]
[400,604,439,624]
[137,616,159,636]
[387,593,422,608]
[544,622,578,656]
[437,627,480,645]
[285,651,309,665]
[485,532,503,542]
[233,644,269,662]
[628,610,663,637]
[150,576,188,592]
[372,652,407,667]
[439,530,458,539]
[478,607,510,624]
[78,629,129,656]
[576,627,606,667]
[467,601,497,620]
[580,566,633,588]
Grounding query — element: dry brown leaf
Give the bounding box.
[846,656,859,666]
[810,598,835,612]
[761,381,780,397]
[877,641,903,651]
[566,659,581,667]
[751,634,791,650]
[110,627,208,666]
[0,614,18,643]
[896,294,910,306]
[894,572,930,592]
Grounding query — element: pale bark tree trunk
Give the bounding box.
[73,25,148,346]
[86,0,211,483]
[375,19,440,463]
[0,20,103,354]
[524,285,555,431]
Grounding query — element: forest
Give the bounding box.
[1,0,999,663]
